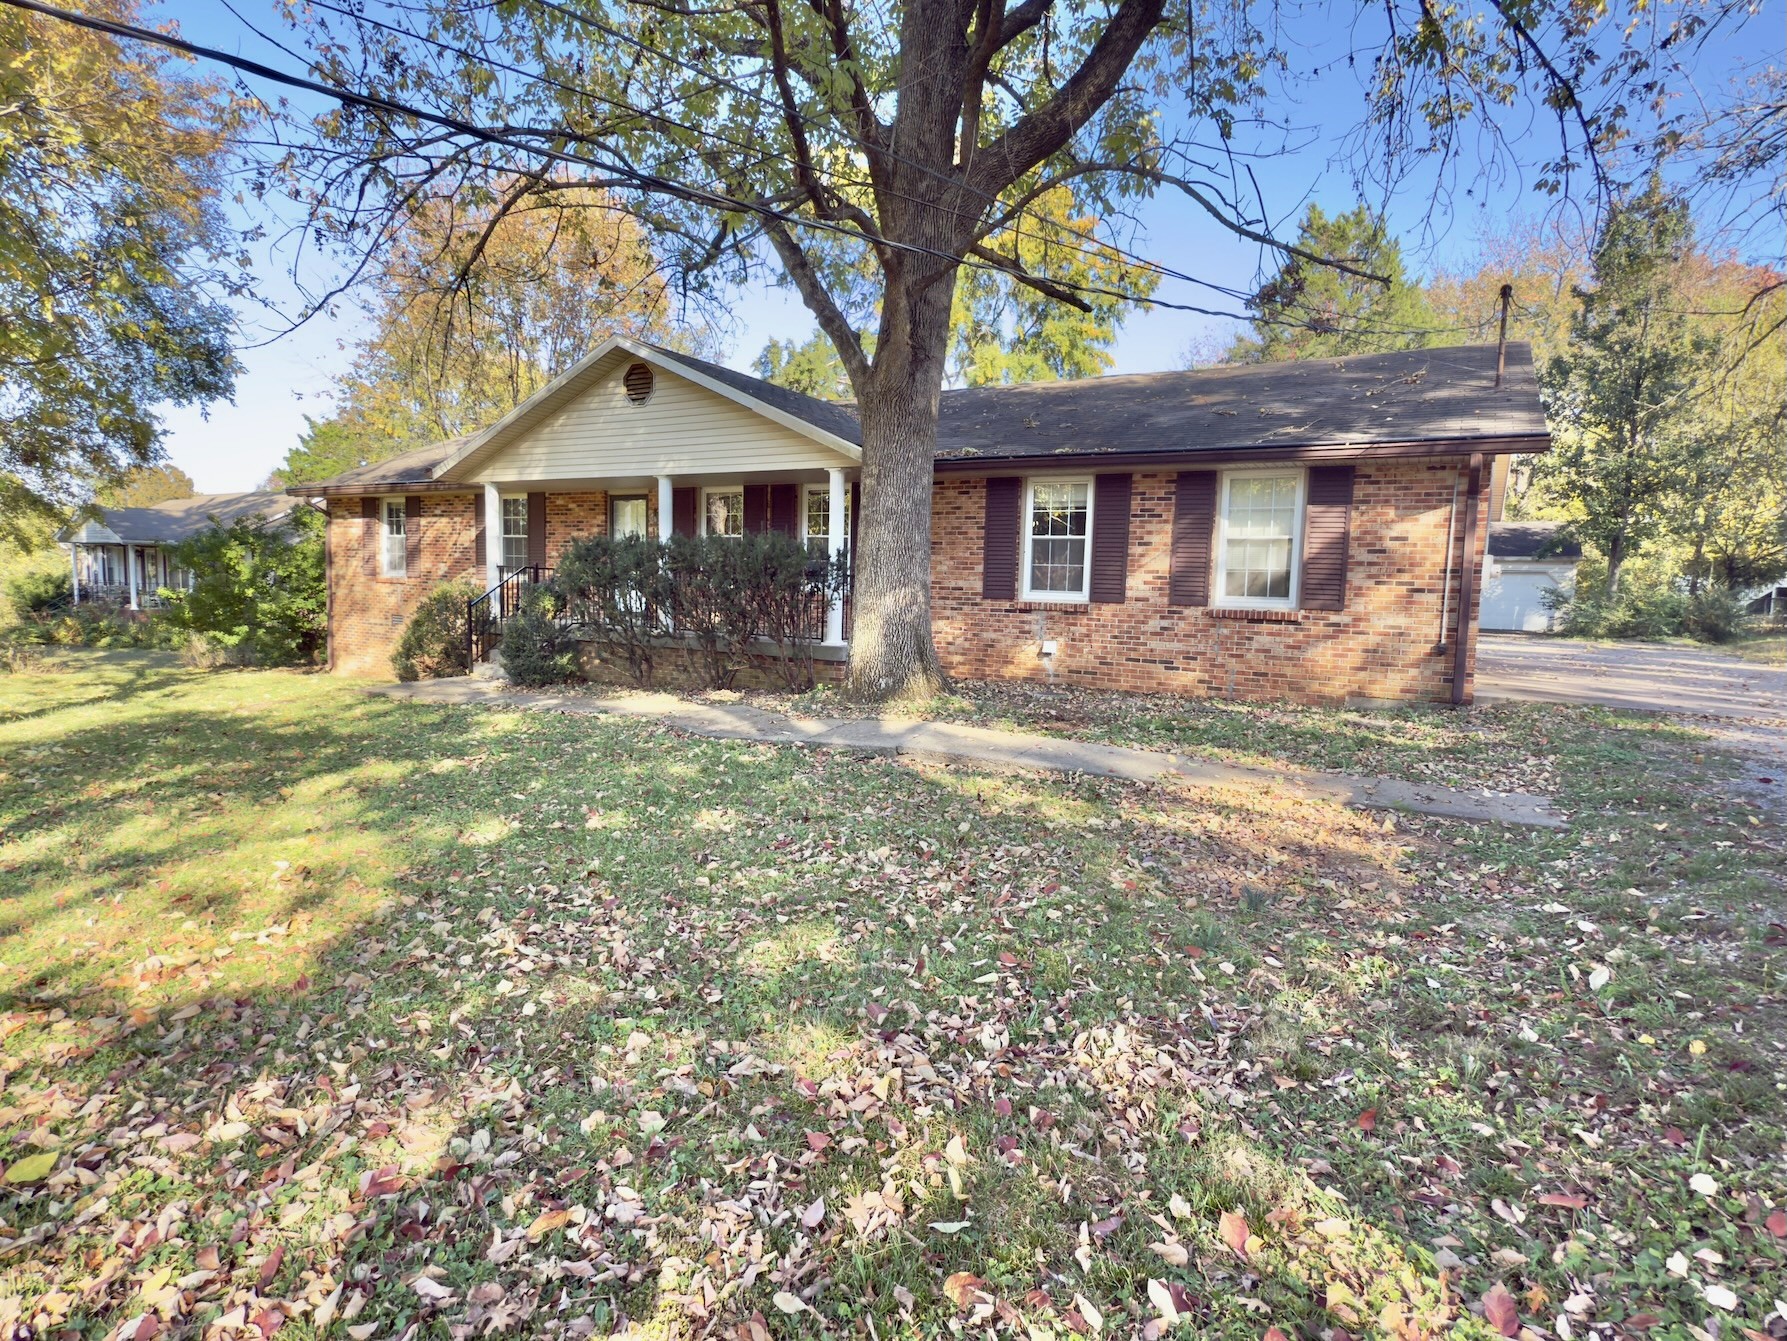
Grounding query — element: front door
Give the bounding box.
[611,495,649,539]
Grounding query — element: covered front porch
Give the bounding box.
[61,522,192,610]
[471,465,858,650]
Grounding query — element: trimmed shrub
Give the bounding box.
[500,584,576,687]
[556,532,848,691]
[392,579,481,681]
[556,534,673,686]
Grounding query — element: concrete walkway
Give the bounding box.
[371,679,1566,829]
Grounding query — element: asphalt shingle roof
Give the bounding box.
[291,342,1545,492]
[64,491,303,545]
[932,343,1546,461]
[1488,521,1582,560]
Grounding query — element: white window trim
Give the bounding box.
[380,498,407,578]
[1020,475,1095,604]
[800,483,847,550]
[1211,466,1306,611]
[700,484,746,538]
[499,493,529,574]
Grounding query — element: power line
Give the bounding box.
[4,0,1501,344]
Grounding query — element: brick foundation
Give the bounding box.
[327,463,1487,703]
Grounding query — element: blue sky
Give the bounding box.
[150,0,1777,491]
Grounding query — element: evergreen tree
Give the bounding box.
[1539,178,1721,597]
[1231,205,1437,362]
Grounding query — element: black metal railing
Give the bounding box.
[466,565,552,667]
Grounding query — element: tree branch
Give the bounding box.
[963,0,1164,200]
[763,221,871,390]
[967,240,1093,311]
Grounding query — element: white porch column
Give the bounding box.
[656,475,674,541]
[69,544,80,606]
[126,544,139,611]
[824,466,847,646]
[483,482,502,590]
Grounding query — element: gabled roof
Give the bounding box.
[287,340,1549,494]
[59,491,303,545]
[1488,521,1582,560]
[426,336,862,484]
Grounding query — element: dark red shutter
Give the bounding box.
[1299,465,1354,611]
[743,484,770,533]
[526,492,547,567]
[850,482,860,556]
[404,495,422,577]
[1090,474,1132,603]
[473,492,486,569]
[672,487,698,537]
[769,483,800,536]
[1169,471,1217,607]
[360,497,378,577]
[982,476,1022,601]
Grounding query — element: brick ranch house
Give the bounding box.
[289,337,1549,704]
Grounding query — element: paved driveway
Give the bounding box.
[1476,634,1786,818]
[1474,633,1787,720]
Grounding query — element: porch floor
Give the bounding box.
[366,679,1565,828]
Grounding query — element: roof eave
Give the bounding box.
[932,432,1551,473]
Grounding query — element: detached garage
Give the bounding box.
[1480,522,1581,632]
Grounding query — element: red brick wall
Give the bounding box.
[329,491,622,676]
[327,494,483,676]
[929,459,1489,705]
[327,467,1488,702]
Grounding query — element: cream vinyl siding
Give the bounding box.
[469,357,853,483]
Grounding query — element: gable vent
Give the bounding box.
[623,362,654,404]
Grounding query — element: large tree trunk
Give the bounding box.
[1606,526,1628,597]
[845,255,959,700]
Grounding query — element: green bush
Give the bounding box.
[1551,554,1751,644]
[8,605,171,649]
[392,579,480,681]
[5,566,71,617]
[556,532,848,690]
[556,534,674,686]
[160,507,325,666]
[499,584,576,687]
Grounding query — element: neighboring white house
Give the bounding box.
[1480,521,1582,632]
[56,491,304,610]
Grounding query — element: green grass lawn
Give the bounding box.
[1,652,1782,1340]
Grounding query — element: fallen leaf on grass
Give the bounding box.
[771,1291,808,1315]
[1218,1210,1250,1258]
[1149,1240,1189,1266]
[1481,1283,1520,1338]
[2,1151,56,1184]
[1689,1173,1719,1196]
[1538,1192,1588,1209]
[526,1207,570,1241]
[801,1196,825,1229]
[943,1273,988,1308]
[411,1275,455,1303]
[1356,1107,1377,1133]
[1767,1208,1787,1238]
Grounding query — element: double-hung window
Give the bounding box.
[500,496,529,575]
[801,485,851,557]
[1215,471,1303,607]
[381,499,407,578]
[1021,478,1093,601]
[703,488,744,538]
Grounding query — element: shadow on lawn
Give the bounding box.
[0,667,1623,1336]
